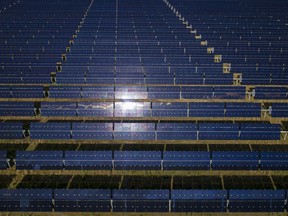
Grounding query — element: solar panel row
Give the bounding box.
[11,150,288,171]
[0,189,287,212]
[28,122,281,140]
[0,85,287,100]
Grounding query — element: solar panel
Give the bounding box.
[0,102,35,116]
[12,86,44,98]
[214,86,246,99]
[64,151,112,170]
[163,151,210,170]
[30,123,71,140]
[0,122,23,139]
[240,123,281,140]
[115,102,151,117]
[114,151,161,170]
[54,189,111,212]
[72,123,113,140]
[16,151,63,170]
[260,152,288,170]
[229,190,285,212]
[271,103,288,117]
[41,102,77,116]
[78,102,113,117]
[189,103,225,117]
[226,103,261,117]
[171,190,227,212]
[212,151,259,170]
[157,123,197,140]
[199,123,239,140]
[49,86,81,98]
[112,190,169,201]
[0,189,52,212]
[254,87,287,99]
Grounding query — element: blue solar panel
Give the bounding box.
[171,190,227,212]
[54,189,111,200]
[198,123,239,140]
[152,102,187,109]
[54,189,111,212]
[49,86,81,98]
[157,123,196,131]
[114,151,161,170]
[157,131,197,140]
[114,123,155,132]
[114,151,161,160]
[152,110,187,117]
[163,151,210,170]
[64,151,112,170]
[172,190,227,200]
[30,122,71,131]
[72,123,113,131]
[77,102,114,117]
[229,190,285,212]
[199,123,239,131]
[114,132,155,140]
[271,103,288,117]
[226,103,261,117]
[240,123,281,140]
[212,151,259,170]
[241,123,281,132]
[0,102,35,116]
[54,200,111,212]
[148,86,180,93]
[16,151,63,170]
[78,110,113,117]
[199,132,239,140]
[12,86,44,98]
[113,200,169,212]
[151,103,188,117]
[182,92,213,99]
[260,152,288,170]
[182,86,213,92]
[189,103,224,117]
[254,87,287,99]
[41,102,77,116]
[30,123,71,140]
[0,189,52,212]
[214,86,246,99]
[148,92,180,99]
[0,122,23,139]
[112,190,169,200]
[72,132,113,140]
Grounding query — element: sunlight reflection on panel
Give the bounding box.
[115,102,151,117]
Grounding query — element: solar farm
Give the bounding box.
[1,0,288,214]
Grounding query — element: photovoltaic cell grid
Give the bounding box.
[0,122,282,140]
[7,150,288,171]
[0,189,287,212]
[0,102,268,118]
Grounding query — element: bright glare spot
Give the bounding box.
[121,102,137,110]
[120,102,144,111]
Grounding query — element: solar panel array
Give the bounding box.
[0,189,288,212]
[10,150,288,170]
[1,0,288,213]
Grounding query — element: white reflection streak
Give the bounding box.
[121,102,143,111]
